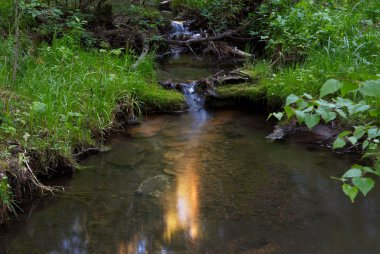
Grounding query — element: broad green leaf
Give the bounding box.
[273,112,284,121]
[320,79,343,98]
[360,80,380,98]
[362,140,369,150]
[294,110,305,123]
[362,166,380,177]
[347,136,358,145]
[342,168,362,178]
[338,130,351,138]
[316,107,327,120]
[296,100,309,110]
[304,113,320,129]
[303,106,314,113]
[286,94,299,106]
[284,105,295,118]
[325,112,337,123]
[352,177,375,196]
[349,102,370,115]
[333,137,346,149]
[368,128,379,139]
[317,99,336,108]
[340,81,358,96]
[342,184,358,202]
[336,109,347,118]
[303,93,313,99]
[353,126,366,139]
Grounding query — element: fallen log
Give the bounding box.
[167,29,237,45]
[203,41,253,59]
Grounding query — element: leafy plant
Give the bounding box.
[270,78,380,202]
[0,174,16,216]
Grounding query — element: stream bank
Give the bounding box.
[1,3,380,253]
[1,0,378,231]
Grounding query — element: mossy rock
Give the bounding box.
[205,83,266,108]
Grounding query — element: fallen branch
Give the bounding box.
[167,29,237,45]
[204,41,253,58]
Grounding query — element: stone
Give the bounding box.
[135,175,170,196]
[105,142,145,167]
[266,126,286,140]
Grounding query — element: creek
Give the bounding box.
[1,19,380,254]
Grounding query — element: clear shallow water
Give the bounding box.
[2,110,380,254]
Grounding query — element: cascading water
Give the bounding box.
[4,13,380,254]
[180,81,207,125]
[170,21,189,38]
[169,20,201,58]
[167,20,208,124]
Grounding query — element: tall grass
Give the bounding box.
[0,36,184,171]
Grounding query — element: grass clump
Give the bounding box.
[0,36,184,174]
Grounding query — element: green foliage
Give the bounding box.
[271,78,380,202]
[171,0,209,9]
[254,0,380,106]
[112,1,166,30]
[172,0,249,33]
[0,174,15,215]
[0,36,184,171]
[253,0,380,62]
[19,0,90,40]
[0,0,13,32]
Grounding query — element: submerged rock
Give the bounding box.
[163,168,178,176]
[163,151,185,161]
[105,142,145,167]
[135,175,170,196]
[267,124,339,144]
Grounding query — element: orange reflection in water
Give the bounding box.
[164,157,200,241]
[118,233,148,254]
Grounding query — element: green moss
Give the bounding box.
[216,84,265,102]
[137,86,185,112]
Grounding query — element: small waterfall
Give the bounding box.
[166,21,208,124]
[180,82,208,125]
[170,21,191,38]
[169,20,194,58]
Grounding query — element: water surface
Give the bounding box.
[1,109,380,254]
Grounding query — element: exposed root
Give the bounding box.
[22,154,64,194]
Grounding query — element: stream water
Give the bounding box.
[2,20,380,254]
